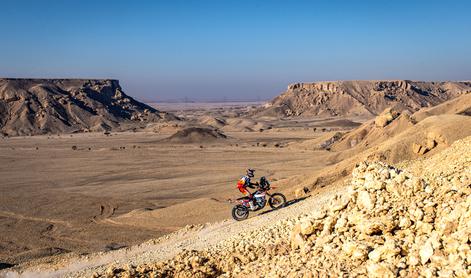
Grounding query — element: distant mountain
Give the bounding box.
[0,79,177,136]
[256,80,471,117]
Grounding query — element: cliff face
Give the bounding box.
[257,80,471,117]
[0,79,176,136]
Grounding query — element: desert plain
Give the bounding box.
[0,101,364,268]
[1,79,470,277]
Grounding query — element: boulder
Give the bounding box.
[366,262,396,278]
[375,108,400,128]
[357,190,375,210]
[294,187,310,198]
[412,143,423,154]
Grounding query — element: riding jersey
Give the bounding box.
[237,175,253,194]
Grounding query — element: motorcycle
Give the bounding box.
[232,176,287,221]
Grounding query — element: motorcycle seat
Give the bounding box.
[236,196,251,201]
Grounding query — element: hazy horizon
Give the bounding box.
[1,0,470,101]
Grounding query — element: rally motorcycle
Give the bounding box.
[232,176,287,221]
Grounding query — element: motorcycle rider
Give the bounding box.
[237,168,259,210]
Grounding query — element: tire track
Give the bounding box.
[0,211,72,228]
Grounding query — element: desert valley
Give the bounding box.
[0,78,470,277]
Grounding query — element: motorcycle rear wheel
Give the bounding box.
[232,204,249,221]
[268,193,286,209]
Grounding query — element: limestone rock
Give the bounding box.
[290,224,306,251]
[412,143,422,154]
[294,187,310,198]
[375,108,400,128]
[419,240,434,264]
[425,138,436,150]
[367,262,395,278]
[300,219,314,236]
[357,190,375,210]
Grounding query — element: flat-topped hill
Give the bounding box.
[0,79,176,136]
[257,80,471,117]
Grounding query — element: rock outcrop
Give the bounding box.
[257,80,471,117]
[166,127,227,143]
[286,156,470,277]
[374,108,401,128]
[0,78,176,136]
[411,131,445,155]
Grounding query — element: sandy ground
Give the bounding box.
[0,107,363,268]
[2,178,345,278]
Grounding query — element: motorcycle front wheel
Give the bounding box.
[232,204,249,221]
[268,193,286,209]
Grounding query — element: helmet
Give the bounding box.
[246,168,255,178]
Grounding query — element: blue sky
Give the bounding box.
[1,0,470,101]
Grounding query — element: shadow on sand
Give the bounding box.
[256,196,310,217]
[0,262,15,270]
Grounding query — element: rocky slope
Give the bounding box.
[413,92,471,122]
[0,79,176,136]
[287,93,471,194]
[257,80,471,117]
[99,136,470,277]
